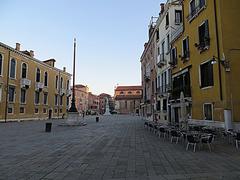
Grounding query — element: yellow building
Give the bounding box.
[170,0,240,129]
[0,42,72,122]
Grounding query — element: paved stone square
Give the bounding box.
[0,115,240,180]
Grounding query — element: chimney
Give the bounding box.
[29,50,34,58]
[63,67,66,72]
[144,43,148,49]
[160,3,165,14]
[15,43,20,51]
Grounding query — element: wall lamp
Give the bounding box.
[211,56,230,72]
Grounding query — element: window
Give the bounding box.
[20,107,25,114]
[198,20,210,49]
[182,37,190,59]
[128,91,132,94]
[8,107,13,114]
[120,91,124,95]
[21,63,27,78]
[157,101,160,111]
[44,72,48,87]
[43,108,47,114]
[60,109,63,113]
[200,61,213,88]
[67,97,70,107]
[43,93,48,105]
[67,80,70,90]
[55,108,58,113]
[35,91,40,104]
[163,99,167,111]
[156,30,159,41]
[166,12,169,28]
[0,85,2,102]
[0,54,3,76]
[167,34,170,52]
[20,89,26,104]
[175,10,182,24]
[36,68,40,82]
[203,103,213,120]
[170,47,177,65]
[55,94,58,106]
[60,77,63,88]
[55,76,58,89]
[35,108,39,114]
[189,0,206,20]
[10,58,16,78]
[60,95,63,106]
[8,86,15,102]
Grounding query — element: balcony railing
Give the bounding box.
[20,78,31,88]
[171,25,183,43]
[66,89,72,97]
[187,2,206,22]
[157,84,171,96]
[157,54,166,68]
[60,88,66,96]
[35,82,44,91]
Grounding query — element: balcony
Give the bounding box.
[157,84,171,97]
[171,25,183,43]
[60,88,66,96]
[187,2,206,22]
[144,74,150,82]
[66,89,72,97]
[35,82,44,91]
[20,78,31,89]
[156,54,166,68]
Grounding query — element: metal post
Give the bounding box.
[69,38,78,112]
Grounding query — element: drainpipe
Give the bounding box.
[214,0,223,101]
[4,51,11,123]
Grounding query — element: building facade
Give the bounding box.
[170,0,240,129]
[140,17,157,119]
[114,86,142,114]
[155,1,182,124]
[88,92,99,114]
[73,84,89,114]
[0,42,71,122]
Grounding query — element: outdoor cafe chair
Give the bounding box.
[159,127,166,139]
[170,130,181,144]
[201,134,214,152]
[235,133,240,149]
[186,134,200,152]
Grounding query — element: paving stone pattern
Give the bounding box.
[0,115,240,180]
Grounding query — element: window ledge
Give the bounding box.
[200,86,213,90]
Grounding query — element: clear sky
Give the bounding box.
[1,0,164,96]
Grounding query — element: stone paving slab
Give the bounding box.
[0,115,240,180]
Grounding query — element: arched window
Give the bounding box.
[0,54,3,76]
[55,75,58,89]
[44,72,48,86]
[67,80,70,90]
[60,77,63,88]
[36,68,40,82]
[21,63,27,78]
[10,58,16,78]
[128,91,132,94]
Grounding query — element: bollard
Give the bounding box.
[45,122,52,132]
[96,116,99,122]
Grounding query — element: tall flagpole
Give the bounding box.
[69,38,78,112]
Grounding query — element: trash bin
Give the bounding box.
[45,122,52,132]
[96,116,99,122]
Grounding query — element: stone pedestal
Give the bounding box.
[59,112,86,126]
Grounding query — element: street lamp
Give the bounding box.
[211,55,230,72]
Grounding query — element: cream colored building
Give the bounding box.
[0,42,71,122]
